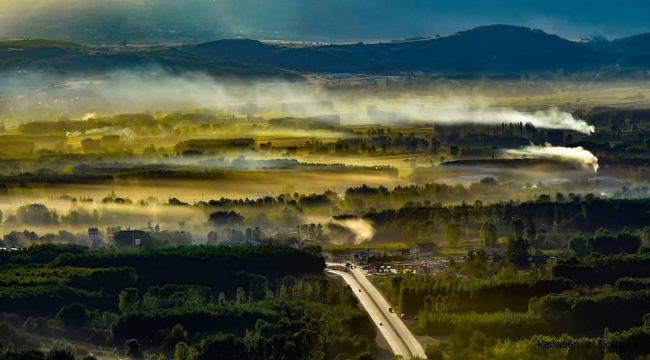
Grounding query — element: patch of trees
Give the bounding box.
[615,277,650,292]
[0,348,79,360]
[0,285,115,318]
[17,115,164,137]
[416,287,650,341]
[0,244,90,265]
[385,275,575,315]
[269,115,341,130]
[49,246,326,291]
[554,252,650,285]
[0,266,137,293]
[0,242,377,359]
[150,231,193,248]
[363,197,650,239]
[208,211,244,226]
[568,228,641,255]
[417,309,546,339]
[173,139,255,153]
[529,289,650,334]
[112,277,375,360]
[428,331,605,360]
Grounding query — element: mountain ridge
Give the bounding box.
[188,25,627,74]
[3,25,650,77]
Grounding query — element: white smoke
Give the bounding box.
[503,143,599,173]
[82,113,96,121]
[85,126,135,139]
[396,101,594,134]
[330,218,375,245]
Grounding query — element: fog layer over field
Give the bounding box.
[0,200,210,243]
[3,71,593,135]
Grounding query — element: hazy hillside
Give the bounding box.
[0,39,304,80]
[4,25,650,78]
[189,25,614,74]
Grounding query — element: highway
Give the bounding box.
[326,263,427,359]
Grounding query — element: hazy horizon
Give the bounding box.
[0,0,648,43]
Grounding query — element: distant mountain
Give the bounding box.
[582,33,650,70]
[5,25,650,78]
[611,33,650,54]
[0,39,304,81]
[189,25,615,74]
[4,1,650,44]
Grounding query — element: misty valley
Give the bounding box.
[3,20,650,360]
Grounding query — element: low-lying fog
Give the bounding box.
[1,70,593,135]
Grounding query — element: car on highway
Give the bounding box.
[379,322,383,326]
[358,288,362,292]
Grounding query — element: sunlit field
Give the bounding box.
[1,76,649,250]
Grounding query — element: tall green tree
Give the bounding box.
[56,303,89,330]
[174,342,198,360]
[236,287,246,305]
[444,223,462,248]
[506,236,531,264]
[510,218,526,238]
[119,288,140,314]
[125,339,143,359]
[479,222,498,248]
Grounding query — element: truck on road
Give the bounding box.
[388,307,393,313]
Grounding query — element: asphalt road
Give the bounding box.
[326,268,412,358]
[349,266,428,359]
[326,264,427,359]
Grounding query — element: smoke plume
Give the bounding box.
[401,101,595,134]
[327,218,375,245]
[503,143,599,173]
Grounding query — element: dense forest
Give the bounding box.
[376,230,650,360]
[0,245,380,360]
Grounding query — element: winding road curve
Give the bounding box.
[326,263,427,359]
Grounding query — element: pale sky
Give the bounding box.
[1,0,647,41]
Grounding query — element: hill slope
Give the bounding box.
[190,25,612,74]
[0,39,304,81]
